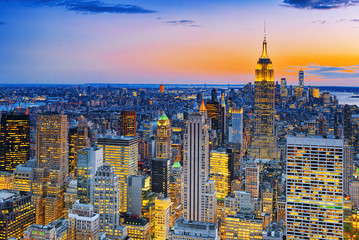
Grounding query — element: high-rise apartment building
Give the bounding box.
[152,158,170,197]
[92,164,121,239]
[98,136,138,213]
[251,35,276,160]
[68,201,99,239]
[0,112,30,172]
[77,146,103,203]
[68,123,90,178]
[245,163,259,198]
[32,114,68,225]
[0,190,36,240]
[183,112,216,222]
[286,136,344,240]
[120,110,137,137]
[156,113,171,160]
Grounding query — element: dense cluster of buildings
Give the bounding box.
[0,35,359,240]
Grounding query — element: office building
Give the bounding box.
[0,112,30,172]
[245,164,259,198]
[120,110,137,137]
[154,196,172,240]
[224,212,263,240]
[68,201,99,239]
[280,78,287,99]
[156,113,171,160]
[298,69,304,98]
[0,190,35,240]
[206,102,220,131]
[0,171,13,190]
[251,34,276,160]
[68,123,90,178]
[127,175,151,216]
[98,136,138,213]
[286,136,344,239]
[77,146,103,203]
[169,218,219,240]
[13,159,34,192]
[32,114,68,225]
[151,158,170,197]
[228,108,243,144]
[210,149,231,200]
[183,113,216,222]
[92,164,121,239]
[122,217,151,240]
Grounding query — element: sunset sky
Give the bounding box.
[0,0,359,85]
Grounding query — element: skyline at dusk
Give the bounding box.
[1,0,359,85]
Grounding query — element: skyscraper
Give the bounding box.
[68,122,90,178]
[183,112,216,222]
[299,69,304,97]
[280,78,287,100]
[286,136,344,239]
[156,113,171,160]
[0,112,30,172]
[210,149,231,200]
[92,164,121,239]
[77,147,103,203]
[228,108,243,144]
[211,88,218,102]
[120,110,137,137]
[32,114,68,225]
[98,135,138,213]
[251,34,276,160]
[154,196,172,240]
[152,158,170,197]
[245,163,259,198]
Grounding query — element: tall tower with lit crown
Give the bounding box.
[251,30,276,160]
[156,114,171,160]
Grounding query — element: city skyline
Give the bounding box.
[0,1,359,85]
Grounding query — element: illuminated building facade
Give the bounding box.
[251,35,276,160]
[98,136,138,213]
[210,149,231,200]
[170,161,183,227]
[169,218,219,240]
[183,113,216,222]
[0,112,30,172]
[224,212,263,240]
[280,78,287,99]
[0,171,13,190]
[0,190,35,240]
[286,136,344,240]
[92,164,120,238]
[156,114,171,160]
[13,160,34,192]
[77,147,103,204]
[228,108,243,144]
[261,182,273,216]
[68,123,90,178]
[154,196,172,240]
[160,84,165,93]
[206,102,220,131]
[245,163,259,198]
[32,114,68,225]
[122,217,151,240]
[120,110,137,137]
[152,158,170,197]
[68,201,99,240]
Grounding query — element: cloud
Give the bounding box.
[351,19,359,22]
[282,0,359,9]
[165,19,201,27]
[305,64,359,79]
[312,20,327,24]
[11,0,156,14]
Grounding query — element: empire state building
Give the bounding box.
[250,34,275,160]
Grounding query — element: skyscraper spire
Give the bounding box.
[261,21,268,58]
